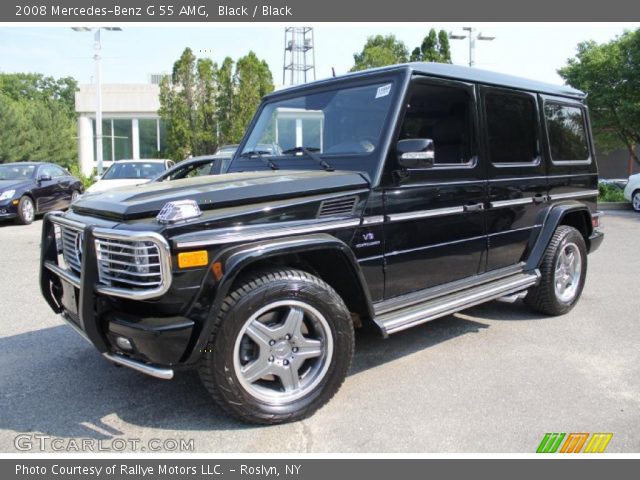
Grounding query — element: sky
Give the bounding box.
[0,24,638,87]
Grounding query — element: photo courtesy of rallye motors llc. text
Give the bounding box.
[15,463,301,476]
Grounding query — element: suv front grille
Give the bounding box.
[95,239,163,289]
[51,215,172,300]
[60,225,83,274]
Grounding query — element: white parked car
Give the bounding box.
[623,173,640,211]
[85,159,174,194]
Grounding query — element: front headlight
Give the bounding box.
[133,241,151,274]
[0,190,15,201]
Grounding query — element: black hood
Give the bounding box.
[72,170,370,221]
[0,179,30,191]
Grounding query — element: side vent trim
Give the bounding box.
[318,196,358,218]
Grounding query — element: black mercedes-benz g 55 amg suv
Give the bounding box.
[40,63,604,424]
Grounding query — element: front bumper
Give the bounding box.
[40,212,194,378]
[0,199,18,220]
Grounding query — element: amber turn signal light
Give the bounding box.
[177,250,208,269]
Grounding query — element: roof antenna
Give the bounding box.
[331,67,336,77]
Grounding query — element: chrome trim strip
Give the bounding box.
[489,173,598,182]
[490,197,534,208]
[44,261,80,288]
[175,218,362,248]
[385,233,486,258]
[378,270,540,336]
[103,353,174,380]
[548,190,599,201]
[386,206,465,222]
[93,228,173,301]
[362,215,385,226]
[488,224,542,237]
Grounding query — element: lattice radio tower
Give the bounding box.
[283,27,316,86]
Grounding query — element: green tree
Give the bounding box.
[230,52,274,142]
[160,48,198,159]
[0,73,77,114]
[216,57,235,146]
[351,35,409,72]
[559,29,640,165]
[411,29,452,63]
[160,48,274,159]
[0,74,78,167]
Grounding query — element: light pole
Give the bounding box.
[72,27,121,175]
[449,27,495,67]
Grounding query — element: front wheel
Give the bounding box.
[198,269,354,424]
[15,196,35,225]
[525,225,587,315]
[632,191,640,212]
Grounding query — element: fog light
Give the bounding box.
[115,336,133,351]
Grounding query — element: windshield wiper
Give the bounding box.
[281,146,335,172]
[239,150,279,171]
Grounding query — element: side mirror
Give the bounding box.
[37,174,52,182]
[397,138,435,169]
[93,175,102,182]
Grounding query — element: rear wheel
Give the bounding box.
[525,225,587,315]
[15,196,35,225]
[198,269,354,424]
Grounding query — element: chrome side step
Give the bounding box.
[103,353,174,380]
[375,271,540,336]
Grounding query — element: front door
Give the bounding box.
[382,77,487,299]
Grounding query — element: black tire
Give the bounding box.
[198,269,354,424]
[632,190,640,212]
[15,196,35,225]
[525,225,587,315]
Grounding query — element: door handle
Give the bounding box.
[463,203,485,212]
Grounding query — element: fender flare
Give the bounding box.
[525,202,593,270]
[184,233,373,364]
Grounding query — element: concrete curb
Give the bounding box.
[599,202,634,211]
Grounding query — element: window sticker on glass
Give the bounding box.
[375,84,392,99]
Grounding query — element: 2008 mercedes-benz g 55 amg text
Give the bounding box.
[40,63,604,424]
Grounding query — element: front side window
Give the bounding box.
[485,90,539,165]
[399,82,475,166]
[236,80,397,175]
[544,103,590,162]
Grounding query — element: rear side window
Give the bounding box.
[484,90,538,165]
[544,102,590,162]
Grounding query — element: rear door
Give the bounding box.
[541,96,598,210]
[382,77,487,299]
[480,86,548,271]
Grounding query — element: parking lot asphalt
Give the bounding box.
[0,211,638,453]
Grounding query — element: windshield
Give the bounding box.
[234,80,397,175]
[0,164,36,181]
[102,162,166,180]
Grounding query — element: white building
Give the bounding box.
[75,84,166,175]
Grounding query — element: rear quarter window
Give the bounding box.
[544,102,590,163]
